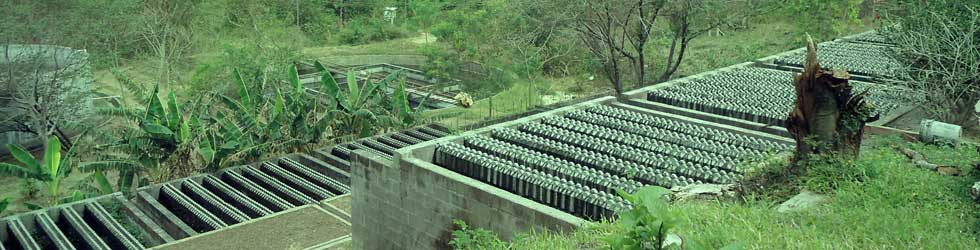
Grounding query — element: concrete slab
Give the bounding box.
[152,205,350,250]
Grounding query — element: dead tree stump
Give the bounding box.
[785,35,879,163]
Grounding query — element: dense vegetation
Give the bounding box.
[2,0,979,249]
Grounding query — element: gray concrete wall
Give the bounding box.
[351,150,586,250]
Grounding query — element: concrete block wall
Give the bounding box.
[351,150,586,250]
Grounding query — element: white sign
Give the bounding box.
[384,7,398,24]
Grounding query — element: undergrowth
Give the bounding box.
[450,135,980,249]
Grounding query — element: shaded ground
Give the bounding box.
[154,205,350,250]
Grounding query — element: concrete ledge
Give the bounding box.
[401,96,618,162]
[153,205,350,250]
[319,194,352,223]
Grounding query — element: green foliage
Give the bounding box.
[419,44,514,100]
[672,136,980,249]
[783,0,863,42]
[501,136,979,249]
[406,0,445,31]
[796,154,878,194]
[419,45,460,84]
[336,17,408,45]
[313,61,419,138]
[1,137,83,206]
[189,21,305,96]
[86,72,215,193]
[0,197,9,215]
[82,58,422,195]
[606,186,678,250]
[881,0,980,125]
[449,219,506,250]
[216,65,338,161]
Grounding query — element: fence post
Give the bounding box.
[489,96,494,119]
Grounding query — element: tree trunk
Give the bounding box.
[785,35,879,163]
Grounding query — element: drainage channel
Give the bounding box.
[0,153,348,249]
[0,125,450,249]
[0,200,145,250]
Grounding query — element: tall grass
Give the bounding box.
[495,136,980,249]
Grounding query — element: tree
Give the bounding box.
[785,35,878,163]
[882,1,980,126]
[501,0,579,108]
[138,0,197,86]
[575,1,634,95]
[659,0,751,82]
[325,0,378,27]
[0,44,94,151]
[575,0,754,94]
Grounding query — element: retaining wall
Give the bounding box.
[351,149,585,250]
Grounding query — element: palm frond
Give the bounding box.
[0,162,39,179]
[79,160,140,173]
[110,69,148,104]
[5,143,40,171]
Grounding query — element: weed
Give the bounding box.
[449,219,506,250]
[605,186,677,250]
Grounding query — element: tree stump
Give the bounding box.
[785,35,879,163]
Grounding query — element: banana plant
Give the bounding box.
[218,66,337,162]
[0,136,84,206]
[390,77,430,128]
[0,197,9,215]
[88,76,206,194]
[285,65,337,145]
[314,61,402,138]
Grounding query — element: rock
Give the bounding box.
[777,190,828,213]
[662,233,683,249]
[453,92,473,108]
[670,184,738,202]
[936,166,961,176]
[971,182,980,202]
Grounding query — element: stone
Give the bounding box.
[936,166,961,176]
[670,183,738,202]
[777,190,828,213]
[662,233,683,249]
[971,182,980,202]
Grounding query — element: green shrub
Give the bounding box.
[0,197,9,215]
[188,39,302,96]
[606,186,678,250]
[449,219,506,250]
[336,17,407,45]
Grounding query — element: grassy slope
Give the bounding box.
[429,20,866,130]
[500,136,980,249]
